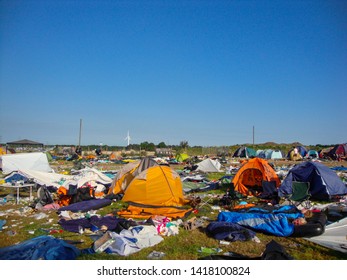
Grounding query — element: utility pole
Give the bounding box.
[253,125,255,146]
[78,119,82,146]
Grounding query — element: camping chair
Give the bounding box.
[287,181,311,209]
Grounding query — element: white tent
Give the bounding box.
[196,158,222,173]
[305,217,347,254]
[0,152,53,174]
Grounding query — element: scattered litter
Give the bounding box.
[49,229,63,234]
[93,231,115,253]
[252,236,261,243]
[147,251,165,259]
[32,212,48,220]
[220,240,230,245]
[6,230,17,236]
[0,197,7,205]
[198,247,223,254]
[28,230,35,234]
[78,225,84,234]
[0,220,6,230]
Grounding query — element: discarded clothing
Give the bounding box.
[103,225,164,256]
[58,215,135,233]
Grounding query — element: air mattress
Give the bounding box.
[291,211,327,238]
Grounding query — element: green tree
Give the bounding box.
[180,140,189,152]
[157,142,167,148]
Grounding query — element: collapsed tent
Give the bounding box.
[278,161,347,201]
[196,158,222,173]
[305,217,347,254]
[0,152,53,174]
[5,167,113,190]
[232,158,281,196]
[324,144,347,160]
[112,158,192,219]
[0,235,80,260]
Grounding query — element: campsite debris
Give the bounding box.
[0,197,7,205]
[32,212,48,220]
[93,231,115,253]
[182,217,205,231]
[6,230,16,236]
[198,247,223,254]
[252,236,261,243]
[0,219,6,230]
[147,251,166,259]
[78,225,84,234]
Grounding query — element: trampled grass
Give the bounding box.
[0,162,346,260]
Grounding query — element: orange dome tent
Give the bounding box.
[232,158,280,197]
[109,157,192,219]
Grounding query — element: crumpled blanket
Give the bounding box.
[0,235,80,260]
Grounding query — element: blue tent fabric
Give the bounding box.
[217,205,304,237]
[0,235,80,260]
[278,161,347,200]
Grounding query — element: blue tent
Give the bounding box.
[278,161,347,200]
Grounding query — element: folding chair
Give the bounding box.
[288,181,311,209]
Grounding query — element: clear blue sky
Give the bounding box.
[0,0,346,147]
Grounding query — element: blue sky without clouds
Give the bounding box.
[0,0,346,147]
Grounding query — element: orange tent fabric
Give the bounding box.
[232,158,280,197]
[117,165,192,219]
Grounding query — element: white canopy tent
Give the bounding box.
[0,152,53,174]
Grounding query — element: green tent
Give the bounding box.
[175,153,189,162]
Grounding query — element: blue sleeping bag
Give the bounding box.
[217,205,304,237]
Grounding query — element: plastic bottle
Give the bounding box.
[0,197,7,205]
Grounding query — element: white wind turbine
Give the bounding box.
[125,131,131,146]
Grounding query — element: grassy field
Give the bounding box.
[0,159,346,260]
